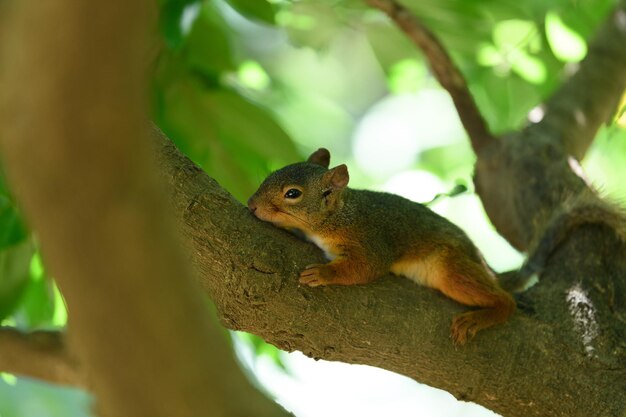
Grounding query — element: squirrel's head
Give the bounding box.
[247,148,349,233]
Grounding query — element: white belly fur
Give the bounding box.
[390,257,441,289]
[306,234,337,261]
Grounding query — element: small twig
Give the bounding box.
[365,0,497,155]
[423,183,467,206]
[0,327,82,387]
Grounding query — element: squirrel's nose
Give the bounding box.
[247,197,257,213]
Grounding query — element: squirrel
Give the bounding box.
[247,148,515,345]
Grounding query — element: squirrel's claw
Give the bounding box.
[299,264,334,287]
[450,311,479,345]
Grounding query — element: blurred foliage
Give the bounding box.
[1,0,625,415]
[0,164,66,329]
[0,376,91,417]
[236,331,288,371]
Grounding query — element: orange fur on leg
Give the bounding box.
[435,253,515,344]
[299,253,383,287]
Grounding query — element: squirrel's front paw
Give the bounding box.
[299,264,336,287]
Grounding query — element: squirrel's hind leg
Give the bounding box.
[436,252,516,345]
[450,302,514,345]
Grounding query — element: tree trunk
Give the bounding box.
[0,1,291,416]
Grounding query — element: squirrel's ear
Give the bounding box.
[307,148,331,168]
[326,164,349,189]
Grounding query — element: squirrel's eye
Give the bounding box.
[284,188,302,199]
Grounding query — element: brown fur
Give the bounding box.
[249,148,515,344]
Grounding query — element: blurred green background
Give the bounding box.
[1,0,625,415]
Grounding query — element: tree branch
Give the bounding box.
[3,127,622,416]
[535,0,626,160]
[364,0,497,155]
[154,127,626,417]
[364,0,626,253]
[2,127,622,416]
[0,328,80,387]
[473,1,626,251]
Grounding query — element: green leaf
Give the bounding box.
[509,49,547,84]
[161,2,184,49]
[155,74,299,201]
[0,163,27,248]
[423,182,468,206]
[184,2,236,74]
[364,20,424,74]
[209,90,299,163]
[0,196,27,248]
[51,282,68,327]
[493,19,537,49]
[470,69,541,133]
[159,0,202,49]
[448,183,468,197]
[225,0,276,24]
[545,10,587,62]
[417,143,474,180]
[237,61,271,91]
[12,251,56,328]
[0,240,34,321]
[237,332,287,371]
[278,2,343,49]
[387,59,427,94]
[401,0,492,53]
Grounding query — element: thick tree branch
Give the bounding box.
[154,127,626,417]
[0,328,80,386]
[3,127,622,417]
[365,0,497,155]
[535,0,626,160]
[3,128,622,416]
